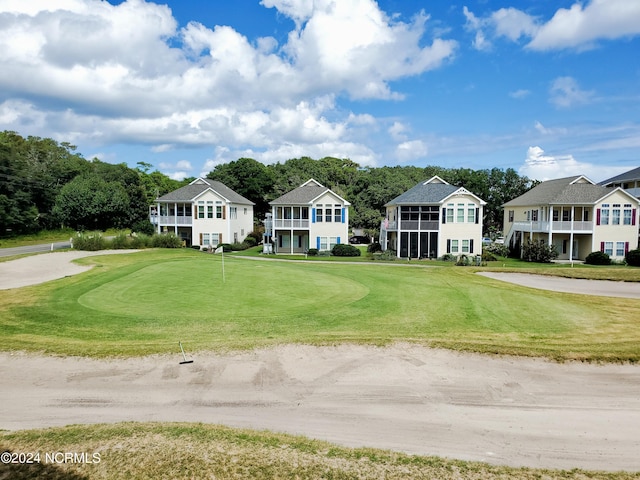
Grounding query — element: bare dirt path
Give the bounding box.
[1,252,639,472]
[1,346,639,472]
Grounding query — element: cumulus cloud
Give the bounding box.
[518,145,627,182]
[509,89,530,99]
[395,139,428,163]
[463,1,640,51]
[0,0,457,169]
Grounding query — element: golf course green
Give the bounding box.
[2,249,639,360]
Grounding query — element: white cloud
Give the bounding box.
[518,145,627,182]
[463,1,640,52]
[549,76,594,108]
[527,0,640,51]
[0,0,456,167]
[388,121,408,142]
[509,89,530,99]
[395,140,428,163]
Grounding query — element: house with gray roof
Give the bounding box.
[600,166,640,199]
[150,177,254,248]
[380,176,486,258]
[503,175,639,261]
[268,179,350,254]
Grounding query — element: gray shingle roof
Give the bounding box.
[503,176,610,206]
[385,181,459,206]
[600,166,640,186]
[157,178,254,205]
[269,179,350,205]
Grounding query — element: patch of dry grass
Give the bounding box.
[1,423,637,480]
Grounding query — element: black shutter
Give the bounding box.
[446,239,451,253]
[475,208,479,224]
[470,239,474,253]
[442,208,446,224]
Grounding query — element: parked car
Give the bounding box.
[349,235,370,245]
[482,237,492,245]
[494,237,505,244]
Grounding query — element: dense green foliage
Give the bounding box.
[585,251,611,265]
[626,248,640,267]
[0,131,186,237]
[521,239,559,263]
[332,243,361,256]
[2,131,536,239]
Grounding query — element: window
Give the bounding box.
[319,237,327,250]
[230,207,237,219]
[318,237,339,251]
[334,205,342,222]
[198,203,205,219]
[531,210,538,221]
[202,233,210,245]
[562,210,570,221]
[462,239,469,253]
[325,205,332,222]
[315,205,323,222]
[601,205,610,225]
[451,239,459,253]
[211,233,219,245]
[552,210,559,221]
[604,241,613,256]
[623,205,632,225]
[467,204,475,224]
[446,203,454,223]
[508,210,514,222]
[457,204,465,222]
[616,242,625,256]
[612,204,620,225]
[244,208,248,215]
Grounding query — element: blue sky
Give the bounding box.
[1,0,639,182]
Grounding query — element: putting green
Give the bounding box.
[76,258,370,319]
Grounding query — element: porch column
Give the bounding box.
[157,201,161,234]
[396,206,401,258]
[569,206,575,261]
[548,205,554,247]
[174,202,178,235]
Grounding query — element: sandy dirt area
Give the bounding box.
[1,252,639,472]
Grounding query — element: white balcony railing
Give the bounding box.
[150,215,193,226]
[512,220,593,232]
[273,219,310,229]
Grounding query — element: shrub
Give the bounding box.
[73,232,105,251]
[151,233,183,248]
[130,233,151,249]
[111,231,130,249]
[132,220,155,236]
[332,244,361,257]
[217,243,233,252]
[306,248,319,256]
[521,239,558,263]
[456,254,470,266]
[626,248,640,267]
[440,253,455,262]
[243,235,257,247]
[245,231,262,245]
[585,251,611,265]
[481,250,497,262]
[373,250,397,261]
[484,242,509,258]
[367,242,383,253]
[229,242,251,251]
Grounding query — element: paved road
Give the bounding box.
[0,240,72,258]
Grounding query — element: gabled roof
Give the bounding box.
[385,176,486,206]
[600,166,640,186]
[269,179,351,206]
[156,178,254,205]
[503,175,636,206]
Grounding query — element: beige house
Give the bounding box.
[268,179,350,254]
[503,175,639,261]
[379,176,485,259]
[151,178,254,248]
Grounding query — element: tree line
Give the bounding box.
[0,130,536,238]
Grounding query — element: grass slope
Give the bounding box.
[1,249,639,361]
[1,423,637,480]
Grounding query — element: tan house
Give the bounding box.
[379,176,485,259]
[151,177,254,248]
[503,175,639,261]
[268,179,350,254]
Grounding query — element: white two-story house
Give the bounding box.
[503,175,639,261]
[379,176,486,259]
[150,177,254,248]
[268,179,350,254]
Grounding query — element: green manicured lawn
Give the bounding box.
[2,422,632,480]
[2,249,639,361]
